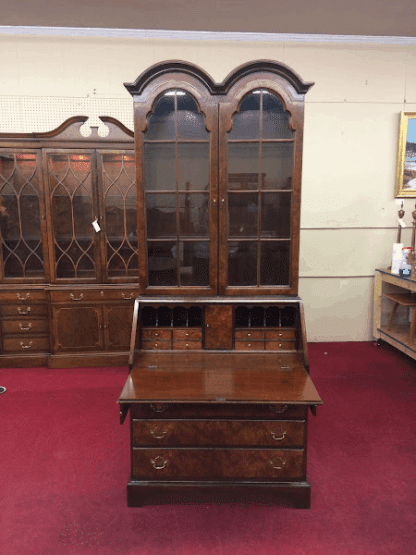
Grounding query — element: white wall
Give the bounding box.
[1,31,415,341]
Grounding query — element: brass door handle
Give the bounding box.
[70,293,84,301]
[17,292,30,300]
[18,307,31,315]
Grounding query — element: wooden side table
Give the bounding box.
[374,269,416,359]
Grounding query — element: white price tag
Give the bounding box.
[398,218,406,228]
[92,218,101,232]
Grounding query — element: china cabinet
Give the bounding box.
[0,116,138,367]
[118,60,322,508]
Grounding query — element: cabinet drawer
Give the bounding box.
[235,340,264,351]
[1,304,48,318]
[235,329,264,340]
[141,340,172,350]
[49,289,138,303]
[172,340,202,350]
[172,329,202,340]
[130,403,308,421]
[0,290,47,302]
[266,341,296,351]
[1,319,48,334]
[265,329,296,340]
[2,336,50,353]
[132,420,305,447]
[142,328,172,340]
[132,448,305,480]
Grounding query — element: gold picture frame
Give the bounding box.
[395,112,416,197]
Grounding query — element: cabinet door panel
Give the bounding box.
[204,304,233,350]
[219,87,299,295]
[52,305,103,351]
[104,304,134,350]
[138,86,218,295]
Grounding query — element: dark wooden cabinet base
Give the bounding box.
[127,480,312,508]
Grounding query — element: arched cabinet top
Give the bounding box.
[124,60,314,97]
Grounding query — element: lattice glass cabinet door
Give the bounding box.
[0,150,47,280]
[98,151,138,281]
[45,150,99,281]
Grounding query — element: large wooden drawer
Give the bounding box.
[1,304,48,318]
[130,403,307,420]
[0,290,47,302]
[2,335,50,353]
[132,447,305,480]
[132,420,306,447]
[49,289,138,303]
[1,319,49,334]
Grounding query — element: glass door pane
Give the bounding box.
[144,90,211,288]
[0,151,45,279]
[46,152,98,280]
[224,89,294,289]
[99,152,138,280]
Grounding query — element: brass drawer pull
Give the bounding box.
[269,404,288,414]
[150,403,169,413]
[270,429,287,441]
[19,323,32,331]
[149,427,168,439]
[269,456,286,470]
[70,293,84,301]
[151,456,168,470]
[20,341,33,349]
[121,292,134,300]
[17,307,31,315]
[17,292,30,300]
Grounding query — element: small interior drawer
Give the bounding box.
[235,329,264,340]
[234,341,264,351]
[142,328,172,340]
[266,341,296,351]
[172,340,202,350]
[172,329,202,340]
[265,329,296,340]
[141,340,172,350]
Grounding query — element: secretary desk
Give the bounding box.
[118,60,322,508]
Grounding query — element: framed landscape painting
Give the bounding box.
[395,112,416,197]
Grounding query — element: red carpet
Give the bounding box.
[1,342,415,555]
